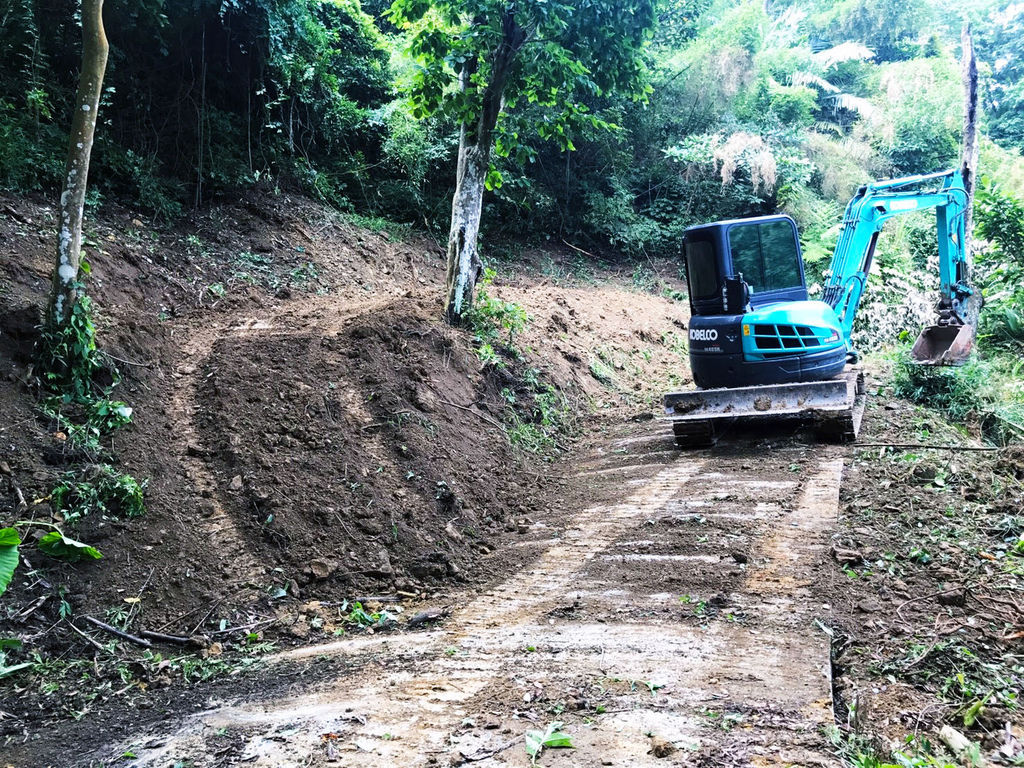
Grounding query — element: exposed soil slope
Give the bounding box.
[0,192,693,733]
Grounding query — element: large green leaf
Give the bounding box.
[37,530,102,562]
[0,651,32,679]
[525,721,574,764]
[0,527,20,596]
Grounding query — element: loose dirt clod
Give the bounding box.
[649,736,676,757]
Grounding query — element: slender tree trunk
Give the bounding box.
[444,137,489,324]
[960,23,982,330]
[960,23,979,253]
[443,11,525,324]
[47,0,108,328]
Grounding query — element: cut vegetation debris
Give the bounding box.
[827,391,1024,765]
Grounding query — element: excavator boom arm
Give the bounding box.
[820,169,971,344]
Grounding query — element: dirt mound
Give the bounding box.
[191,299,541,598]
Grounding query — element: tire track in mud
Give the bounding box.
[115,433,846,768]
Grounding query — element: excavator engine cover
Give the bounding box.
[910,324,973,366]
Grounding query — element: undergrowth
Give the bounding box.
[51,465,147,524]
[467,269,576,454]
[828,727,968,768]
[467,267,529,366]
[1,285,146,601]
[890,349,1024,444]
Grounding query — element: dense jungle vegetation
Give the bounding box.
[1,0,1023,424]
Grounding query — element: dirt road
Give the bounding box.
[94,427,845,768]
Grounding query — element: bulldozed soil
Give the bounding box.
[0,191,689,735]
[1,192,1021,766]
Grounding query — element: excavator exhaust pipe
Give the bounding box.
[910,324,974,365]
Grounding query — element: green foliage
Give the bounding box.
[525,721,574,764]
[891,350,987,423]
[809,0,935,62]
[0,0,392,212]
[978,5,1024,152]
[26,289,144,584]
[37,529,103,563]
[51,465,147,524]
[0,100,64,193]
[828,727,960,768]
[507,378,571,453]
[0,528,21,597]
[338,600,395,628]
[466,268,529,363]
[737,77,817,129]
[976,180,1024,261]
[0,639,32,680]
[38,395,133,457]
[37,290,103,402]
[874,57,961,175]
[975,180,1024,347]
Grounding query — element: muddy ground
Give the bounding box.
[1,192,1022,766]
[0,192,689,731]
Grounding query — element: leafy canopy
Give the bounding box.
[388,0,656,155]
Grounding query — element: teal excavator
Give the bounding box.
[665,169,975,446]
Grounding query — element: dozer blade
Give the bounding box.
[910,324,974,366]
[664,371,865,447]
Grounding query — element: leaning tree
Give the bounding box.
[388,0,656,324]
[48,0,108,330]
[40,0,108,394]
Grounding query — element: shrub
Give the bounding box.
[466,268,529,362]
[890,349,986,423]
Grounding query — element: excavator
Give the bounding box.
[665,169,975,446]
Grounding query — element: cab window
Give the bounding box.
[684,238,719,299]
[727,220,802,293]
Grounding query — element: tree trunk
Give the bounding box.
[46,0,108,328]
[960,23,982,330]
[443,137,488,324]
[960,23,979,252]
[442,10,525,324]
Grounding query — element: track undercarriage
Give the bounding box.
[664,369,867,448]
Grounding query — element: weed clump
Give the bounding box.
[891,350,987,423]
[891,348,1024,443]
[51,465,147,524]
[466,267,528,366]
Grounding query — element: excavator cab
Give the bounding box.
[683,215,848,390]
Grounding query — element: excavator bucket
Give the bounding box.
[910,324,974,366]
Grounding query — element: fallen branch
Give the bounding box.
[14,595,48,623]
[895,586,974,623]
[139,629,191,645]
[438,400,504,431]
[211,617,277,636]
[464,739,517,763]
[360,410,413,432]
[81,615,152,647]
[103,352,154,369]
[67,620,106,653]
[939,725,985,766]
[855,443,998,452]
[561,238,600,260]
